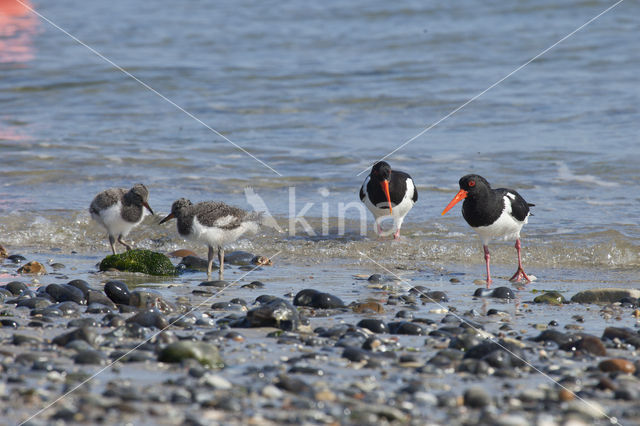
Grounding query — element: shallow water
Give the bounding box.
[1,1,639,282]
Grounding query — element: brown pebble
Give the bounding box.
[169,249,198,258]
[599,358,636,374]
[633,309,640,319]
[449,278,460,283]
[352,301,384,314]
[17,261,47,275]
[558,388,575,402]
[0,244,7,258]
[251,255,273,266]
[575,335,607,356]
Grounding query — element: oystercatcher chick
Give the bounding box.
[90,184,154,255]
[159,199,261,280]
[360,161,418,238]
[441,174,534,287]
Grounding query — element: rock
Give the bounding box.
[352,301,384,314]
[158,341,223,368]
[223,251,255,266]
[293,289,345,309]
[531,329,572,346]
[388,321,425,335]
[52,327,100,347]
[127,309,169,329]
[104,281,131,305]
[17,297,51,309]
[251,255,272,266]
[241,281,265,289]
[46,284,86,304]
[599,359,636,374]
[86,290,117,308]
[199,280,229,288]
[571,288,640,304]
[1,319,18,328]
[6,254,26,263]
[169,249,198,258]
[66,280,90,296]
[242,297,300,331]
[5,281,29,295]
[490,287,516,299]
[421,291,448,303]
[129,291,175,313]
[17,261,47,275]
[561,335,607,356]
[99,249,177,276]
[533,291,566,305]
[0,244,7,258]
[357,319,388,334]
[464,387,492,408]
[178,255,210,271]
[602,327,636,341]
[74,350,108,365]
[276,374,312,395]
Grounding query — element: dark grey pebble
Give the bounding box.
[68,318,99,328]
[66,279,90,296]
[46,283,86,304]
[288,366,324,376]
[464,340,526,368]
[395,310,414,320]
[464,387,492,408]
[104,280,131,305]
[50,301,83,316]
[254,295,278,304]
[199,280,229,288]
[357,319,388,334]
[169,313,197,327]
[293,289,345,309]
[16,297,51,309]
[241,281,265,289]
[388,321,425,335]
[1,319,18,328]
[179,255,209,270]
[13,334,42,345]
[6,254,26,263]
[240,297,300,331]
[86,290,117,308]
[86,303,115,314]
[5,281,29,295]
[368,274,382,283]
[52,326,99,347]
[50,263,65,270]
[531,329,572,346]
[74,350,108,365]
[110,350,155,363]
[457,358,492,375]
[342,346,370,362]
[440,314,461,325]
[449,332,483,351]
[336,331,369,348]
[127,309,168,329]
[473,286,515,299]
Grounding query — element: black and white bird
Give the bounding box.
[441,174,534,287]
[159,199,261,281]
[89,184,154,255]
[359,161,418,239]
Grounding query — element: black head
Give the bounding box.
[128,184,153,214]
[171,198,193,215]
[370,161,392,181]
[459,174,491,196]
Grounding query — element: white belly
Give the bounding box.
[473,196,527,245]
[91,202,146,237]
[188,217,259,247]
[363,179,416,232]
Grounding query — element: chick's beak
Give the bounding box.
[143,202,154,216]
[159,212,175,224]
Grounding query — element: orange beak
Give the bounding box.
[159,212,175,224]
[441,189,468,215]
[380,180,392,214]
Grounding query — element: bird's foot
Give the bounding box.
[509,268,531,283]
[393,229,400,239]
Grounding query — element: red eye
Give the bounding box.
[469,180,476,187]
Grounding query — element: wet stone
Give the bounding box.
[293,289,345,309]
[571,288,640,305]
[17,297,51,309]
[352,301,384,314]
[52,327,99,348]
[104,281,131,305]
[395,310,414,320]
[66,279,90,296]
[1,319,18,328]
[242,297,300,331]
[533,291,566,305]
[68,318,99,328]
[86,290,117,308]
[491,287,515,299]
[127,309,169,329]
[199,280,229,288]
[158,341,224,368]
[46,283,86,304]
[599,358,636,374]
[464,387,492,408]
[562,335,607,356]
[241,281,265,289]
[357,319,388,334]
[6,254,26,263]
[129,291,175,313]
[13,334,43,345]
[388,321,425,335]
[5,281,29,295]
[74,350,108,365]
[531,329,572,346]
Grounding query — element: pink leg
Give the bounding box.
[393,228,400,239]
[509,239,531,283]
[483,245,492,288]
[376,222,382,236]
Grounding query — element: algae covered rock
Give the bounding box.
[158,341,224,368]
[99,249,177,276]
[534,291,566,305]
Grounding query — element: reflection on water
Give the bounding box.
[0,0,37,63]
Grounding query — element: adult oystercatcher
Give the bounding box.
[360,161,418,238]
[89,184,154,255]
[159,198,261,280]
[441,174,534,287]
